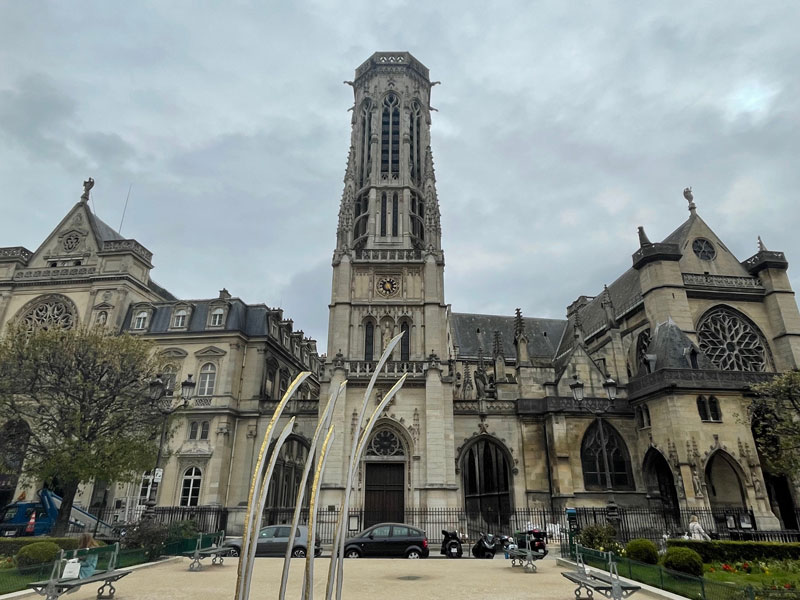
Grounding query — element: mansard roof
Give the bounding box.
[451,312,567,359]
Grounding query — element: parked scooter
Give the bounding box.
[471,532,502,559]
[440,529,465,558]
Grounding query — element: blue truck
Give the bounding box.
[0,489,114,537]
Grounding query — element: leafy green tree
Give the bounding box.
[750,369,800,478]
[0,323,162,536]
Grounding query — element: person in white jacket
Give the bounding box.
[688,515,711,541]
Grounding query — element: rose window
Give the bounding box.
[19,295,77,332]
[697,308,768,372]
[692,238,716,260]
[366,429,404,457]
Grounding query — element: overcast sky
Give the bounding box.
[1,1,798,353]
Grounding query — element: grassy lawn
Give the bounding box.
[704,564,798,590]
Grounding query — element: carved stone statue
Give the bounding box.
[474,369,487,399]
[81,177,95,201]
[382,322,392,352]
[683,187,693,202]
[691,466,704,498]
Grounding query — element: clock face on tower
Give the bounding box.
[376,276,400,298]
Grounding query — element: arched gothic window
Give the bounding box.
[380,193,387,237]
[19,295,77,332]
[200,421,210,440]
[365,322,374,361]
[189,422,199,440]
[266,437,310,511]
[580,420,634,490]
[381,93,400,176]
[697,307,769,372]
[392,193,399,236]
[180,467,202,506]
[409,192,424,242]
[366,429,405,457]
[197,363,216,396]
[462,438,512,525]
[400,322,410,361]
[359,100,372,187]
[409,100,422,184]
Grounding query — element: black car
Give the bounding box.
[344,523,429,558]
[223,525,322,558]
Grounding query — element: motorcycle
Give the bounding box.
[440,529,465,558]
[471,532,502,559]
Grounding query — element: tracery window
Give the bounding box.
[581,420,634,490]
[409,100,423,184]
[697,307,768,372]
[381,93,400,176]
[359,100,372,187]
[197,363,216,396]
[392,193,399,236]
[692,238,716,260]
[462,438,512,523]
[409,192,424,242]
[366,429,405,457]
[180,467,202,506]
[19,295,77,332]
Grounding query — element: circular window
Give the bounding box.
[692,238,716,260]
[697,307,768,372]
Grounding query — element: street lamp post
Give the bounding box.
[570,374,620,521]
[141,373,196,520]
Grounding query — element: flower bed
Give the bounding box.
[705,560,800,592]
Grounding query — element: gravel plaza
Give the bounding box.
[3,555,666,600]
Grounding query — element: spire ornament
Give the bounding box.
[684,187,696,213]
[81,177,94,202]
[757,236,767,252]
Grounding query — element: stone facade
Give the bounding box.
[1,53,799,534]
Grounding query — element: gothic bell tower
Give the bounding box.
[322,52,457,513]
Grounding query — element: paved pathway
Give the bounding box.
[40,555,663,600]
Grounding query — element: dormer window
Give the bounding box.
[210,308,224,327]
[134,311,148,330]
[173,309,187,328]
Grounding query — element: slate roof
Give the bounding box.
[122,298,272,336]
[88,212,125,243]
[451,312,567,359]
[647,318,715,371]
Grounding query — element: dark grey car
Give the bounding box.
[224,525,322,558]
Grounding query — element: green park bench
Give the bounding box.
[181,530,226,571]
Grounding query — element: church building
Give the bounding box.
[1,52,798,535]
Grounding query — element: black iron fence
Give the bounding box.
[68,505,228,536]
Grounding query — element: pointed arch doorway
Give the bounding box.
[642,448,681,526]
[363,428,406,527]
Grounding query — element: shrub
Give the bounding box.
[0,537,79,556]
[121,520,169,560]
[166,520,199,541]
[15,541,61,568]
[662,546,703,577]
[577,524,623,555]
[626,538,659,564]
[667,539,800,563]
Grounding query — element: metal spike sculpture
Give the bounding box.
[235,331,408,600]
[326,332,407,600]
[235,372,311,600]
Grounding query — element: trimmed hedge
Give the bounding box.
[667,539,800,563]
[16,542,61,569]
[625,538,659,564]
[661,546,703,577]
[0,537,79,556]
